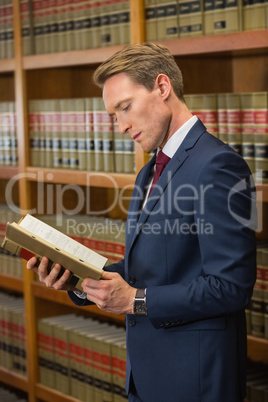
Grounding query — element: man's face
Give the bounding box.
[103,72,172,152]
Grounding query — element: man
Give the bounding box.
[27,43,257,401]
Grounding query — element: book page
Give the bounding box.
[19,214,107,268]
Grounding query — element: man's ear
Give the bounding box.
[155,74,171,101]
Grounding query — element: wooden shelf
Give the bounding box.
[26,167,136,189]
[0,166,19,180]
[0,367,28,392]
[247,336,268,363]
[20,30,268,72]
[0,58,15,73]
[257,184,268,203]
[0,274,24,293]
[159,30,268,57]
[31,282,125,325]
[23,45,124,70]
[36,384,78,402]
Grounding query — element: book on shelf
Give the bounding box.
[156,0,179,41]
[252,92,268,184]
[242,0,268,31]
[226,93,243,156]
[0,292,27,377]
[247,245,268,339]
[1,214,107,291]
[37,313,127,401]
[178,0,203,37]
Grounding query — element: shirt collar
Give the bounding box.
[160,115,198,158]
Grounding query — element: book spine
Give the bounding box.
[38,318,56,388]
[203,0,215,35]
[109,0,121,46]
[213,0,241,34]
[226,93,243,155]
[240,92,256,175]
[145,0,158,41]
[91,0,102,48]
[29,100,40,167]
[178,0,203,38]
[93,97,105,172]
[242,0,267,30]
[118,0,130,45]
[85,98,95,171]
[253,92,268,184]
[217,93,228,144]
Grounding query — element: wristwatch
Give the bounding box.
[133,288,147,315]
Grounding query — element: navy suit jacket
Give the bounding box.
[70,119,257,402]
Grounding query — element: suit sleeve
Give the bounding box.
[146,150,257,328]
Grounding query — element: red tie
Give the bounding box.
[149,150,171,197]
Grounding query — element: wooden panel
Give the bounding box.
[179,56,234,94]
[0,59,15,73]
[247,336,268,363]
[0,74,15,101]
[0,367,28,392]
[130,0,145,44]
[232,54,268,93]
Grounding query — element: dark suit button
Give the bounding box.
[129,276,136,285]
[129,319,136,327]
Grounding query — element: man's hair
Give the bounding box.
[93,42,185,101]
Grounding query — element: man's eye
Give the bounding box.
[122,105,130,112]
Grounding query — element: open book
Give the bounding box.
[1,214,107,291]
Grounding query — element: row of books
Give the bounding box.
[0,0,13,60]
[1,91,267,181]
[245,362,268,401]
[37,313,127,401]
[145,0,268,41]
[28,97,135,173]
[185,91,268,184]
[0,292,27,377]
[246,243,268,340]
[0,101,17,167]
[26,0,130,56]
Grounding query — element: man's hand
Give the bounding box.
[81,271,136,315]
[26,256,77,292]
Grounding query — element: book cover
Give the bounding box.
[1,214,107,291]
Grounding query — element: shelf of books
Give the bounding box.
[0,0,267,400]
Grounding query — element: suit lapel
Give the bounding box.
[126,119,207,252]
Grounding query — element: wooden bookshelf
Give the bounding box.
[247,336,268,364]
[0,166,19,180]
[0,0,267,400]
[0,274,24,293]
[0,367,28,392]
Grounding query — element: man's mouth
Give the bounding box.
[133,132,141,141]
